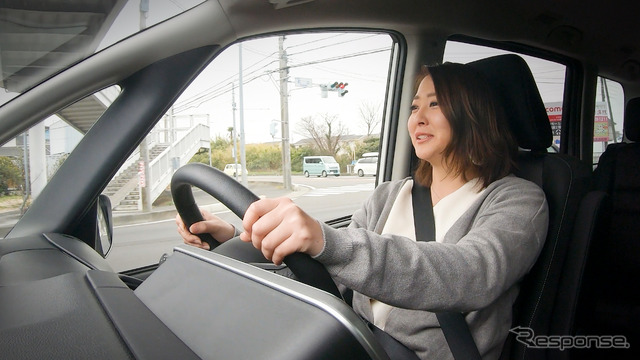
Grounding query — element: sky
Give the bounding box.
[172,33,393,144]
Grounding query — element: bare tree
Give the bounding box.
[297,113,349,157]
[359,100,382,136]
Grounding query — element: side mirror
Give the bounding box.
[96,194,113,257]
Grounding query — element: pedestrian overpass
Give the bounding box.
[58,88,211,212]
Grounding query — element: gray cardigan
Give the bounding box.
[315,175,548,360]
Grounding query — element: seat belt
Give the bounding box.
[366,321,421,360]
[411,178,483,360]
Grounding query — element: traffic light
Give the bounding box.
[328,81,348,96]
[339,82,348,97]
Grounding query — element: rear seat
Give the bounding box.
[575,97,640,359]
[469,54,595,360]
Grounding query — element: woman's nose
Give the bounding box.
[412,110,426,125]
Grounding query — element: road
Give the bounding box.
[107,175,376,272]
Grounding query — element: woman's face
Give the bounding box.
[408,75,452,166]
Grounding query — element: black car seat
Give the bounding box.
[575,97,640,359]
[469,54,596,360]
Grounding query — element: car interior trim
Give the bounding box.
[136,245,391,360]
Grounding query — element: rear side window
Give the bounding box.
[444,41,566,152]
[593,77,624,164]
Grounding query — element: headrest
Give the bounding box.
[624,97,640,141]
[468,54,552,151]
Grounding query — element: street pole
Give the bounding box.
[139,0,148,28]
[231,83,239,181]
[600,77,617,143]
[238,43,248,187]
[208,114,212,168]
[140,138,152,212]
[20,132,30,214]
[279,35,292,190]
[139,0,152,212]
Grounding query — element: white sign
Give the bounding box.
[295,77,313,88]
[138,161,146,187]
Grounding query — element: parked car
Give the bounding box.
[353,156,378,177]
[0,0,638,359]
[303,156,341,177]
[223,163,247,177]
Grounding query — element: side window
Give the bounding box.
[444,42,626,166]
[444,41,566,152]
[0,87,119,239]
[102,32,395,271]
[178,33,392,218]
[593,77,624,164]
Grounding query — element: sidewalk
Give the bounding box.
[114,180,310,226]
[0,210,21,236]
[0,180,309,236]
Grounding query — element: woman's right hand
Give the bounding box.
[176,208,236,250]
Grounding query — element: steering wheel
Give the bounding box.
[171,163,342,299]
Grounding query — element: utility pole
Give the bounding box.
[139,0,148,28]
[207,114,212,168]
[600,77,617,144]
[238,43,248,187]
[231,83,239,181]
[20,132,30,214]
[279,35,292,190]
[139,0,152,212]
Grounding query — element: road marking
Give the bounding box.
[302,183,374,197]
[114,209,233,229]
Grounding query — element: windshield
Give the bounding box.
[0,0,205,108]
[322,156,338,163]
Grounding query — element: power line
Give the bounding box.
[177,34,388,109]
[285,33,350,50]
[173,59,280,112]
[173,46,391,113]
[173,68,281,113]
[287,34,380,57]
[173,45,280,110]
[288,47,390,70]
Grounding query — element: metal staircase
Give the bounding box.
[103,144,169,211]
[103,117,210,212]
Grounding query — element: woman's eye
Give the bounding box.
[410,104,418,111]
[429,101,438,107]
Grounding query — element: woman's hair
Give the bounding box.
[413,62,517,188]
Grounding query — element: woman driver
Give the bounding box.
[177,62,548,359]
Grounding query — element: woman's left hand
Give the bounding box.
[240,197,324,265]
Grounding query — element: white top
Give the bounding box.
[372,178,485,329]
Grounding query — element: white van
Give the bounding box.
[223,163,248,177]
[353,156,378,177]
[353,152,378,177]
[302,156,340,177]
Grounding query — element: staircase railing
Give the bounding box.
[106,113,209,211]
[148,122,210,202]
[110,176,141,211]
